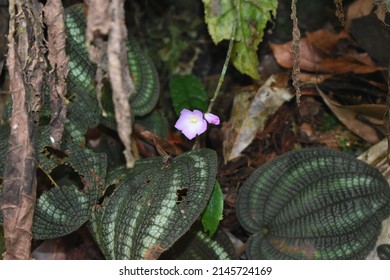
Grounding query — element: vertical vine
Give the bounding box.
[206,0,239,114]
[385,62,390,163]
[334,0,345,26]
[291,0,301,104]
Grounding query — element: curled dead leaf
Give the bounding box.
[345,0,375,29]
[222,74,293,162]
[317,86,383,144]
[270,28,384,78]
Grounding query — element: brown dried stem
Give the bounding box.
[43,0,69,149]
[290,0,301,104]
[87,0,135,168]
[1,0,45,260]
[334,0,345,26]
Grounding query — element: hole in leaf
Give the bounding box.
[42,145,68,160]
[176,188,188,204]
[50,164,84,189]
[98,184,117,204]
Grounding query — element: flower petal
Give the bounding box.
[181,125,199,140]
[174,115,189,131]
[204,113,220,125]
[193,109,204,119]
[174,109,208,140]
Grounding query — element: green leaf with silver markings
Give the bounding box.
[377,244,390,260]
[32,145,107,239]
[65,5,102,133]
[161,225,236,260]
[236,148,390,259]
[32,184,95,239]
[88,149,217,260]
[64,4,160,131]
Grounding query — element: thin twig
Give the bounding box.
[206,0,239,114]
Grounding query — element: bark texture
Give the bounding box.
[1,0,45,259]
[87,0,135,168]
[43,0,69,149]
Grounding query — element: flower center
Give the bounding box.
[190,116,198,123]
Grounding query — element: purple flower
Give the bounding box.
[175,109,207,140]
[204,113,220,125]
[175,109,221,140]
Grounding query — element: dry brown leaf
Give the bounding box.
[317,87,381,144]
[270,29,383,75]
[318,56,382,74]
[144,243,166,260]
[31,239,67,260]
[270,40,322,71]
[375,1,389,25]
[270,29,348,71]
[305,29,349,54]
[343,103,386,122]
[222,74,293,162]
[346,0,375,29]
[299,73,333,83]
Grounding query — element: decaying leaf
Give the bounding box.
[269,29,383,76]
[345,0,375,29]
[317,86,382,144]
[144,244,166,260]
[222,74,293,162]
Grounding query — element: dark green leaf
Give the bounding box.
[135,110,169,139]
[170,74,209,116]
[201,181,223,237]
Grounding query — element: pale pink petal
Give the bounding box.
[174,109,208,140]
[174,114,189,131]
[204,113,220,125]
[193,109,204,119]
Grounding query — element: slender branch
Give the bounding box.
[206,0,239,114]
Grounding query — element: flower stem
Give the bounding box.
[206,0,239,114]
